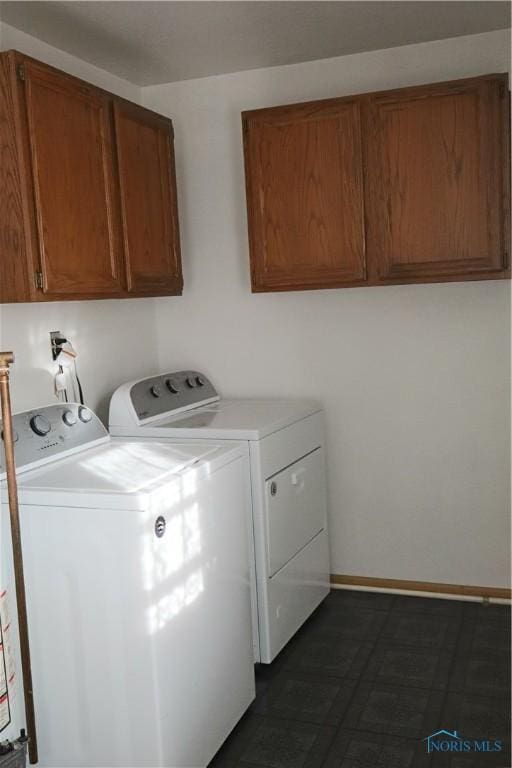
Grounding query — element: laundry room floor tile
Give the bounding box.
[250,671,357,725]
[361,643,454,690]
[304,602,389,641]
[440,692,511,744]
[378,612,461,651]
[321,728,430,768]
[390,595,466,619]
[209,714,336,768]
[448,651,511,698]
[339,682,445,738]
[324,589,395,612]
[457,614,511,656]
[427,750,512,767]
[281,629,374,678]
[208,591,511,768]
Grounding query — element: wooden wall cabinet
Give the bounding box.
[113,101,182,296]
[0,50,182,303]
[365,76,509,285]
[243,99,366,291]
[243,74,510,292]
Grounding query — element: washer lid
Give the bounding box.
[7,440,244,509]
[112,399,321,441]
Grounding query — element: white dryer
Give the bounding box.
[109,371,330,663]
[0,403,254,767]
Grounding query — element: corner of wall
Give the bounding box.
[0,20,142,102]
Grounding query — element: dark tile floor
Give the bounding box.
[209,590,511,768]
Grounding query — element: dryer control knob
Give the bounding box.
[166,379,179,394]
[186,376,197,388]
[30,414,51,436]
[62,410,77,427]
[150,384,162,398]
[78,406,92,423]
[195,376,205,387]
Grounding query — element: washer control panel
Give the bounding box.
[0,403,108,475]
[130,370,218,421]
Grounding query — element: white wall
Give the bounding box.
[0,22,509,588]
[143,30,512,588]
[0,22,159,421]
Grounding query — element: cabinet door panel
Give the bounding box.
[364,77,509,281]
[23,59,123,296]
[114,102,182,295]
[244,100,366,291]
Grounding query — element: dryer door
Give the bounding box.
[266,448,326,577]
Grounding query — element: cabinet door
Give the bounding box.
[364,76,510,283]
[243,99,366,291]
[21,57,124,297]
[113,101,182,295]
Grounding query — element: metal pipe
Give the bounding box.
[0,352,38,764]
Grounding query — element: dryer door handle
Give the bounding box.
[291,468,306,492]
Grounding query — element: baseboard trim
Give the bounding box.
[330,574,511,601]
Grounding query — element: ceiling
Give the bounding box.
[0,1,510,86]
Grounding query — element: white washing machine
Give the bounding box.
[0,403,254,767]
[109,371,330,663]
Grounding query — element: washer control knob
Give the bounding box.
[150,384,162,398]
[30,414,51,436]
[166,379,179,394]
[185,376,197,388]
[195,376,205,387]
[62,410,77,427]
[78,406,92,423]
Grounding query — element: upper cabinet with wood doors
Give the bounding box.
[242,98,366,291]
[242,74,510,292]
[0,50,182,303]
[113,101,182,296]
[365,76,510,285]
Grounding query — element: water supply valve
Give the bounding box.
[0,731,28,767]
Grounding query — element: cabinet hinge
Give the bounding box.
[34,271,43,290]
[16,63,25,82]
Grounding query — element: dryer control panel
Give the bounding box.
[0,403,108,476]
[129,370,219,422]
